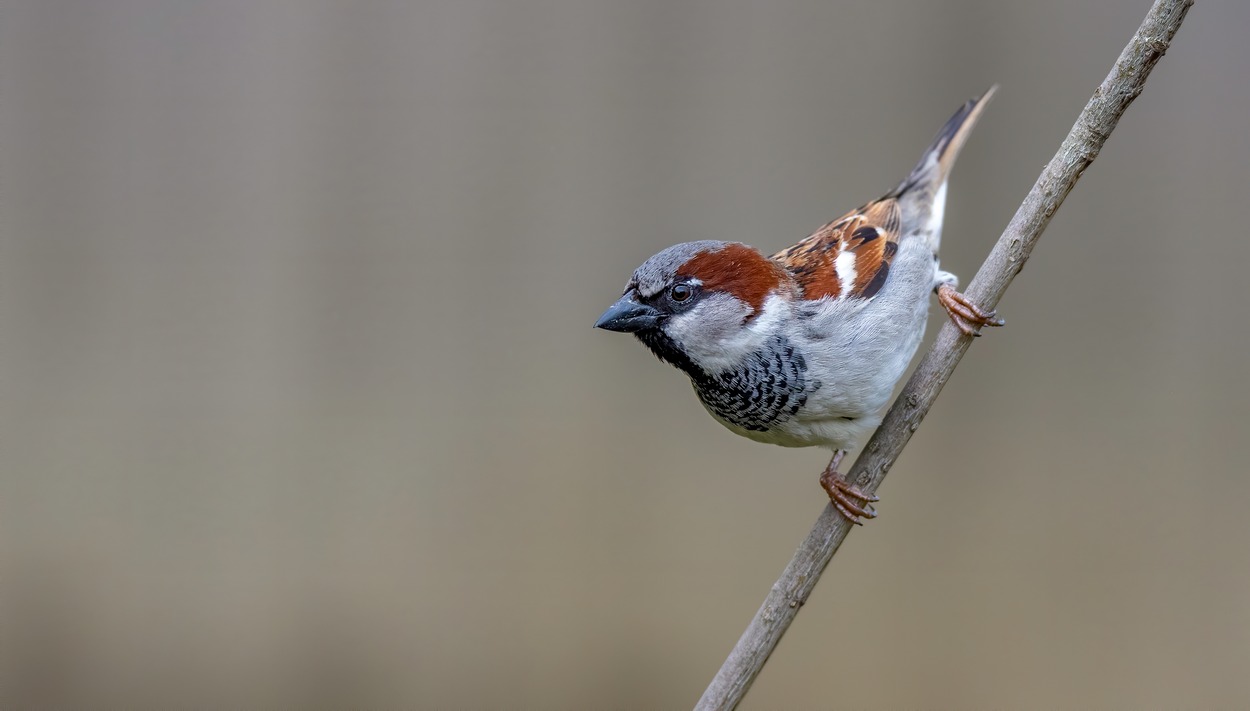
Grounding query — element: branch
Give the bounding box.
[695,1,1193,708]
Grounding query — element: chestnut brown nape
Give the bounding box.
[677,244,790,316]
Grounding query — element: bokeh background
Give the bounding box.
[3,0,1248,708]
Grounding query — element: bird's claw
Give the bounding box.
[937,284,1004,337]
[819,467,879,525]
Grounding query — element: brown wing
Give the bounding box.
[771,197,902,301]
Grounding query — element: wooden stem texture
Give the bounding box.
[695,1,1193,708]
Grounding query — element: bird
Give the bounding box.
[594,87,1002,523]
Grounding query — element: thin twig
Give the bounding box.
[695,1,1193,708]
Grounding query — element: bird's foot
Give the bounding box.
[937,284,1004,337]
[819,452,879,525]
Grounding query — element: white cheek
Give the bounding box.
[664,293,789,374]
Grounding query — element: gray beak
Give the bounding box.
[594,295,661,332]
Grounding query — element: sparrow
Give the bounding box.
[595,87,1002,523]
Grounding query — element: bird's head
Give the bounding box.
[595,241,795,376]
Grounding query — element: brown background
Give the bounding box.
[3,0,1249,708]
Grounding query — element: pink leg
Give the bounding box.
[819,450,879,525]
[937,284,1004,337]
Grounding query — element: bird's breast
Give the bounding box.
[688,334,816,434]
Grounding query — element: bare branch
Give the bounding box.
[695,1,1193,708]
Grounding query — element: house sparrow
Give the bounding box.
[595,87,1002,523]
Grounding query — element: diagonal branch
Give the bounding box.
[695,1,1193,708]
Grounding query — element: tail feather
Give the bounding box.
[890,88,995,202]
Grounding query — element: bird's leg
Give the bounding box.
[936,283,1004,337]
[819,450,879,525]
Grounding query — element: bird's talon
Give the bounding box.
[937,284,1003,336]
[833,500,864,525]
[820,465,880,524]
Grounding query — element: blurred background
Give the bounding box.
[2,0,1247,708]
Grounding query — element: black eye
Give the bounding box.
[670,284,692,302]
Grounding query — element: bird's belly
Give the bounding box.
[795,414,878,449]
[710,411,875,450]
